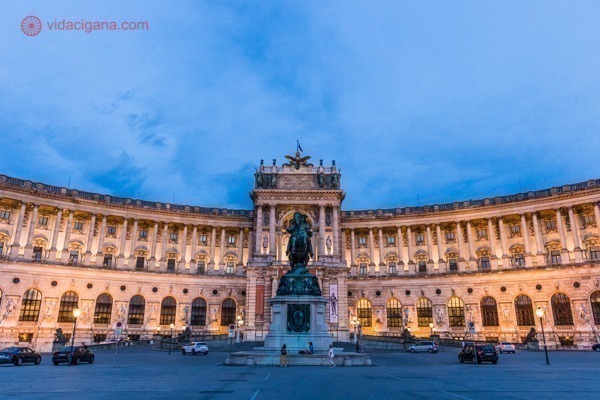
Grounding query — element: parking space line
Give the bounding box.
[438,389,473,400]
[382,373,408,380]
[265,373,271,381]
[250,389,260,400]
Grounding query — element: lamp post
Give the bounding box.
[351,317,358,345]
[69,308,82,365]
[169,323,174,355]
[429,322,434,341]
[536,307,550,365]
[236,315,244,343]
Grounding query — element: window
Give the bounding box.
[416,298,433,327]
[197,260,206,275]
[94,294,113,324]
[415,233,424,245]
[139,229,148,239]
[32,246,43,262]
[551,293,573,326]
[225,261,235,274]
[356,299,372,327]
[582,214,595,227]
[169,232,178,242]
[386,299,402,328]
[127,295,145,325]
[358,262,368,275]
[68,250,79,265]
[167,258,176,272]
[388,261,397,275]
[93,334,107,343]
[103,254,113,267]
[513,254,525,267]
[477,228,487,240]
[449,258,458,271]
[510,224,521,236]
[198,234,207,245]
[136,256,146,269]
[191,297,207,326]
[479,257,490,270]
[514,295,535,326]
[589,247,600,260]
[227,235,236,246]
[160,297,177,325]
[0,242,4,256]
[358,237,367,247]
[74,221,84,231]
[0,210,11,220]
[445,231,455,243]
[418,261,427,273]
[549,251,561,265]
[38,216,48,226]
[387,236,395,245]
[447,297,465,327]
[221,298,236,326]
[591,291,600,325]
[57,291,79,322]
[481,296,499,326]
[107,225,117,236]
[18,289,42,322]
[545,220,557,232]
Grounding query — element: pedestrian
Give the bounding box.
[280,344,287,367]
[355,340,360,353]
[328,344,335,368]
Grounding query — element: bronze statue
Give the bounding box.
[54,328,66,342]
[286,212,314,274]
[525,327,538,343]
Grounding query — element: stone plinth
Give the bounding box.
[226,351,371,367]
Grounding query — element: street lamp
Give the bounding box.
[351,317,358,345]
[429,322,434,341]
[169,323,175,355]
[236,315,244,343]
[535,307,550,365]
[69,308,82,365]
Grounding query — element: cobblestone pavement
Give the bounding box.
[0,346,598,399]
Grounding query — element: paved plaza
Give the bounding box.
[0,346,598,399]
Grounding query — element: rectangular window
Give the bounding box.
[197,260,206,274]
[445,231,455,242]
[0,210,11,220]
[0,242,4,256]
[550,251,561,265]
[38,216,48,226]
[479,257,490,270]
[415,234,424,245]
[74,221,84,231]
[545,220,556,232]
[227,235,236,245]
[583,214,595,227]
[167,258,176,272]
[169,232,178,242]
[199,234,207,245]
[136,256,146,269]
[139,229,148,239]
[510,225,521,235]
[590,247,600,260]
[418,261,427,272]
[514,254,525,267]
[387,236,395,245]
[103,254,113,267]
[32,246,43,261]
[449,259,458,271]
[359,262,368,275]
[477,228,487,240]
[358,237,367,246]
[69,250,79,265]
[388,261,397,275]
[107,225,117,236]
[225,261,235,274]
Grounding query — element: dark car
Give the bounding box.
[52,346,95,365]
[458,344,498,364]
[592,343,600,352]
[0,347,42,366]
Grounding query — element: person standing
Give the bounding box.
[280,344,288,367]
[328,344,335,368]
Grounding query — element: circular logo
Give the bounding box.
[21,16,42,36]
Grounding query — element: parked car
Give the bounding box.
[52,346,95,365]
[496,342,516,354]
[458,344,498,364]
[181,342,209,355]
[592,343,600,352]
[408,341,439,353]
[0,347,42,366]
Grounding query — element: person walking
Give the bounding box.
[328,344,335,368]
[280,344,288,367]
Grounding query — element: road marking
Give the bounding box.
[250,389,260,400]
[438,390,474,400]
[212,361,225,366]
[382,373,408,380]
[114,362,144,368]
[265,373,271,381]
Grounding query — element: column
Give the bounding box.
[487,218,498,269]
[129,219,138,259]
[60,211,74,263]
[115,218,128,268]
[237,228,244,273]
[10,202,26,257]
[368,228,375,273]
[219,227,226,268]
[247,230,253,260]
[159,222,168,269]
[180,224,188,269]
[276,232,282,261]
[520,214,532,266]
[595,203,600,237]
[426,224,433,263]
[555,209,570,264]
[407,226,414,267]
[23,204,39,259]
[49,208,63,260]
[319,205,326,259]
[84,213,96,264]
[149,221,159,268]
[532,212,544,256]
[209,226,216,271]
[397,226,405,269]
[436,224,446,271]
[255,206,263,255]
[340,228,346,263]
[269,205,276,256]
[466,220,475,268]
[378,228,385,268]
[498,217,510,267]
[350,229,356,266]
[333,206,340,256]
[190,225,198,270]
[568,206,583,262]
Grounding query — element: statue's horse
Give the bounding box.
[286,213,314,274]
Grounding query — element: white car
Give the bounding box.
[408,341,439,353]
[181,342,208,355]
[495,342,516,354]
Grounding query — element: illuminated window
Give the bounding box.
[227,235,236,245]
[94,293,113,324]
[198,234,207,245]
[514,295,534,326]
[480,296,499,326]
[386,299,402,328]
[221,298,236,326]
[225,261,235,274]
[416,298,432,327]
[358,237,367,246]
[18,289,42,322]
[551,293,573,326]
[127,295,145,325]
[160,296,177,325]
[447,297,465,327]
[356,298,372,327]
[57,291,79,322]
[191,297,207,326]
[387,235,395,245]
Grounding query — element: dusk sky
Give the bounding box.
[1,2,599,210]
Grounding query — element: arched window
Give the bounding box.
[356,298,372,327]
[551,293,573,326]
[591,291,600,325]
[480,296,499,326]
[127,295,145,325]
[515,295,534,326]
[18,289,42,322]
[416,298,432,327]
[447,297,465,327]
[221,298,236,326]
[57,291,79,322]
[94,294,113,324]
[160,296,177,325]
[386,298,402,328]
[191,297,207,326]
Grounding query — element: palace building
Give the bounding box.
[0,151,599,352]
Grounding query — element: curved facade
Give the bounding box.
[1,154,599,351]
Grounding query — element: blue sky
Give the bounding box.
[1,1,599,210]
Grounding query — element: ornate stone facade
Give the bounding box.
[1,154,599,351]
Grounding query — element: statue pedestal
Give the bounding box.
[264,295,332,352]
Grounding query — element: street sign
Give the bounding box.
[228,324,235,338]
[115,321,123,335]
